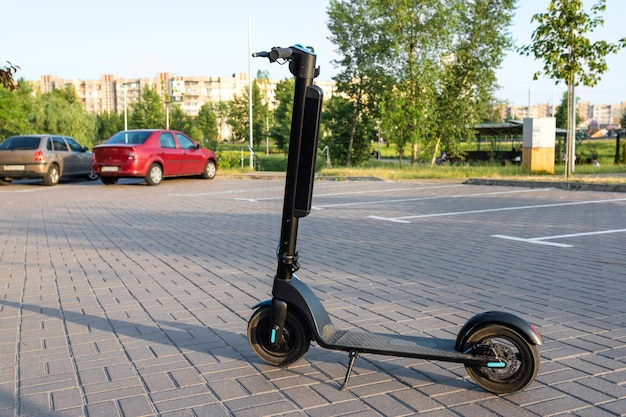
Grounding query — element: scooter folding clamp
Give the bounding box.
[278,252,300,273]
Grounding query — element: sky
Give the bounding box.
[3,0,626,107]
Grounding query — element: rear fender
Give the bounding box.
[455,311,543,351]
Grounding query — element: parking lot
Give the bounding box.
[1,177,626,416]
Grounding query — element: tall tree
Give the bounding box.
[270,78,294,151]
[322,95,374,166]
[554,91,582,130]
[519,0,625,178]
[376,0,516,164]
[327,0,386,166]
[213,101,230,143]
[95,111,124,143]
[429,0,516,164]
[374,0,455,165]
[129,87,165,129]
[168,104,192,132]
[30,86,97,147]
[194,102,219,150]
[0,80,32,137]
[227,80,267,146]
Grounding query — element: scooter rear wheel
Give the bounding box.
[248,306,310,367]
[463,324,539,394]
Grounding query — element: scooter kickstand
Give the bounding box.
[340,351,359,390]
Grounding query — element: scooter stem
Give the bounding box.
[275,46,319,281]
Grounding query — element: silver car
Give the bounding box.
[0,134,99,186]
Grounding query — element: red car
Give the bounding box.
[92,129,218,186]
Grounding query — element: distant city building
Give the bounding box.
[508,101,625,128]
[31,72,337,117]
[30,73,622,135]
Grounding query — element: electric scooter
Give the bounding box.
[247,45,543,394]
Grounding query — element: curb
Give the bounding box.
[465,178,626,193]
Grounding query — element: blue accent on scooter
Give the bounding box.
[487,362,507,368]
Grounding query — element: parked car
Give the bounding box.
[91,129,218,186]
[0,134,99,186]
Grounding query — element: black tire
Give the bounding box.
[145,163,163,186]
[0,177,11,186]
[43,164,60,186]
[101,176,118,185]
[247,306,310,367]
[201,160,217,179]
[463,324,540,394]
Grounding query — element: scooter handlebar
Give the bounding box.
[269,47,294,61]
[252,45,319,78]
[252,46,295,62]
[252,46,304,62]
[251,51,270,58]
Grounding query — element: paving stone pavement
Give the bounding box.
[1,176,625,416]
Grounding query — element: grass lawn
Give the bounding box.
[218,138,626,183]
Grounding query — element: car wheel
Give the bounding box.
[43,164,60,186]
[86,169,100,181]
[201,160,217,179]
[0,177,12,186]
[101,176,118,185]
[145,163,163,186]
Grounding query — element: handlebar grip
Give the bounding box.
[252,51,269,58]
[269,47,293,61]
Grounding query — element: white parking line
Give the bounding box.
[176,185,285,197]
[369,196,626,223]
[492,228,626,248]
[235,183,465,203]
[315,188,552,210]
[0,188,40,193]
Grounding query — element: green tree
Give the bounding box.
[0,62,19,91]
[554,92,568,130]
[95,111,124,143]
[380,90,412,164]
[374,0,455,165]
[270,78,294,151]
[554,91,582,130]
[194,102,219,150]
[30,86,97,147]
[0,80,33,138]
[327,0,516,166]
[430,0,516,164]
[213,101,230,143]
[129,87,165,129]
[519,0,626,177]
[168,104,192,132]
[376,0,516,164]
[322,95,374,165]
[227,81,267,146]
[327,0,386,166]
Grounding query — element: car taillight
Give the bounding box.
[34,150,45,162]
[128,150,136,160]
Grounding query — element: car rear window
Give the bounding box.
[0,136,41,150]
[107,131,151,145]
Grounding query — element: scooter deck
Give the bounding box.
[321,325,473,364]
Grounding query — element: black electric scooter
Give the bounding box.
[247,45,543,394]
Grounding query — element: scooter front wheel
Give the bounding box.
[463,324,540,394]
[248,306,310,366]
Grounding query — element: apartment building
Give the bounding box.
[508,101,625,127]
[31,74,622,130]
[33,72,336,118]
